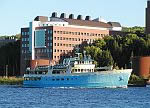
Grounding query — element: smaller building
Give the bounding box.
[0,36,17,48]
[132,56,150,79]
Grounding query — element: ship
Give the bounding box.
[23,53,132,88]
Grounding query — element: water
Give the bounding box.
[0,86,149,108]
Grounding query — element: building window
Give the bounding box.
[50,43,52,46]
[50,49,52,52]
[54,49,56,52]
[22,44,24,47]
[50,37,52,40]
[22,32,24,35]
[66,31,68,34]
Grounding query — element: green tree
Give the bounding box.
[97,50,114,67]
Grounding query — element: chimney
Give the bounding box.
[85,16,91,20]
[69,14,74,19]
[60,13,66,18]
[51,12,57,17]
[77,15,83,20]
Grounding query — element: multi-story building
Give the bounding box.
[146,0,150,34]
[20,12,122,75]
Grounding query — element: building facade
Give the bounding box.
[20,12,122,75]
[146,0,150,34]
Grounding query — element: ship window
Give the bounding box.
[67,78,69,80]
[52,79,55,81]
[61,78,64,81]
[72,69,74,72]
[56,79,60,81]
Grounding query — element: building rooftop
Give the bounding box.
[32,12,122,29]
[62,18,111,28]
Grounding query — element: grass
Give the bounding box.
[0,77,23,85]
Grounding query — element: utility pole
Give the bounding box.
[6,65,8,78]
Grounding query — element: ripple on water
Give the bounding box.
[0,86,149,108]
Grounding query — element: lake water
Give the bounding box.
[0,85,149,108]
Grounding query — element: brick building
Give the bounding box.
[20,12,122,75]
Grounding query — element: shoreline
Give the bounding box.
[0,77,148,87]
[0,77,23,85]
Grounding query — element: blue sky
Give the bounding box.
[0,0,147,35]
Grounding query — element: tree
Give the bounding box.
[97,50,114,67]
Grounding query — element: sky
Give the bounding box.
[0,0,147,35]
